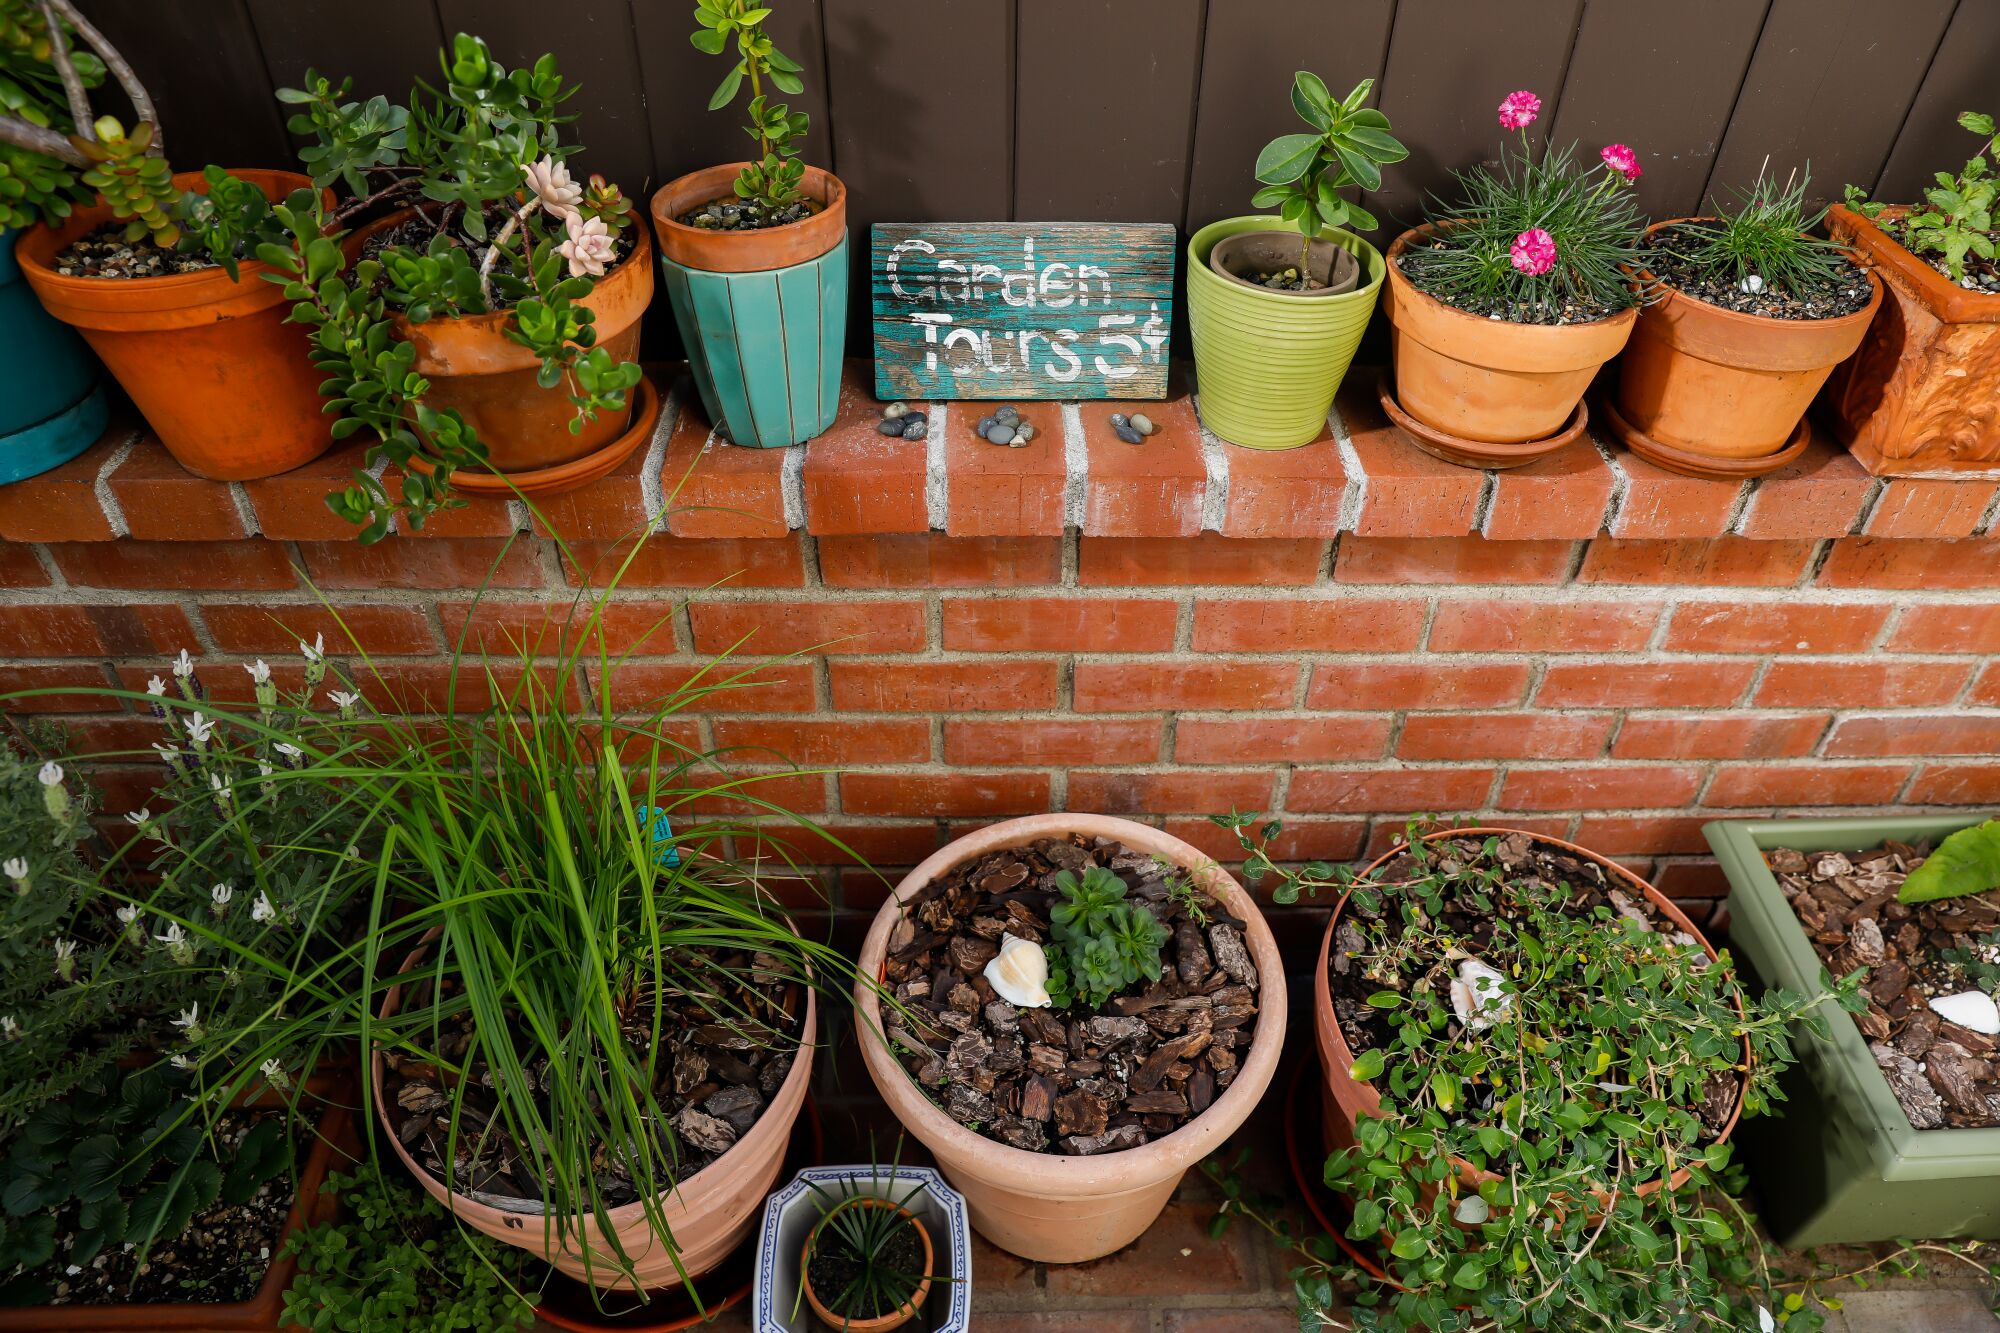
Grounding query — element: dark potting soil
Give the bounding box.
[881,834,1260,1156]
[358,207,639,311]
[1768,842,2000,1130]
[1649,223,1875,320]
[675,195,819,232]
[1880,219,2000,293]
[1395,237,1626,326]
[379,948,802,1212]
[805,1219,925,1321]
[1327,831,1742,1139]
[52,224,217,279]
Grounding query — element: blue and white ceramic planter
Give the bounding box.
[0,227,106,485]
[753,1164,971,1333]
[658,235,847,450]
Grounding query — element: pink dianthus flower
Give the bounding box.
[1509,228,1557,276]
[1497,90,1542,131]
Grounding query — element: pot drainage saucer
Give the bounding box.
[413,374,664,500]
[1377,374,1588,471]
[1600,393,1811,480]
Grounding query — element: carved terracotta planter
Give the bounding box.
[1821,204,2000,476]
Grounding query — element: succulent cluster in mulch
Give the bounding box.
[1650,224,1875,319]
[379,951,801,1212]
[356,208,638,304]
[52,224,217,279]
[1770,842,2000,1129]
[881,834,1259,1157]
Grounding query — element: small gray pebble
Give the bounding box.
[1109,412,1130,430]
[1131,413,1156,436]
[1014,424,1036,443]
[902,411,928,431]
[1010,428,1031,445]
[1114,423,1145,445]
[900,418,926,440]
[876,417,905,436]
[883,401,908,419]
[995,405,1019,423]
[984,424,1017,446]
[976,415,997,436]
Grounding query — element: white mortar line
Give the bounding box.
[1977,486,2000,537]
[1472,470,1499,535]
[1846,477,1888,536]
[636,379,680,525]
[225,483,261,537]
[92,434,137,539]
[1060,402,1088,530]
[1197,405,1230,534]
[780,444,806,531]
[1595,440,1630,534]
[1329,402,1365,533]
[923,402,949,532]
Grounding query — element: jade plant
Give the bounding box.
[689,0,814,225]
[1252,73,1407,273]
[1846,111,1998,282]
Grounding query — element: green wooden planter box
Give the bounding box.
[0,227,106,485]
[658,235,847,450]
[1706,814,2000,1249]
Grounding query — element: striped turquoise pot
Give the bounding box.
[1,227,106,484]
[658,235,848,449]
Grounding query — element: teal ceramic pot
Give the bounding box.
[657,235,847,449]
[0,227,106,484]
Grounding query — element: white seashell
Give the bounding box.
[1449,958,1513,1032]
[1453,1194,1491,1225]
[984,933,1052,1009]
[1928,990,2000,1036]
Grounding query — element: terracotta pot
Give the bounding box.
[649,164,847,274]
[14,169,334,480]
[1383,225,1637,444]
[1209,230,1360,297]
[854,814,1287,1263]
[373,942,816,1291]
[1821,204,2000,476]
[1612,218,1882,463]
[345,208,654,475]
[799,1202,933,1331]
[1312,828,1747,1207]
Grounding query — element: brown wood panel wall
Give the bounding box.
[1874,0,2000,205]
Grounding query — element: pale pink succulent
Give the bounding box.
[1600,143,1642,183]
[558,212,617,278]
[1509,227,1557,276]
[522,155,583,220]
[1497,90,1542,131]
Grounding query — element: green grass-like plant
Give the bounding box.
[1658,166,1855,298]
[795,1153,942,1328]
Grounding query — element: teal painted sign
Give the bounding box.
[871,222,1175,401]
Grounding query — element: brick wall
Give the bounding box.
[4,363,1999,956]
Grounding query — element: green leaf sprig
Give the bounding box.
[691,0,812,219]
[1251,74,1407,277]
[1846,111,1997,281]
[1898,819,2000,903]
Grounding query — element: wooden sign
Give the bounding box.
[871,222,1175,401]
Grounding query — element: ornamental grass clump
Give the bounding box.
[1649,166,1870,320]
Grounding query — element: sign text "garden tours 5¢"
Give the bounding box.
[871,222,1175,401]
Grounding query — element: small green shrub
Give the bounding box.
[1847,110,1998,280]
[1043,866,1169,1011]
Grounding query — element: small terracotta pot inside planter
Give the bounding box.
[649,164,847,274]
[1820,203,2000,476]
[854,814,1287,1264]
[15,169,333,481]
[800,1201,933,1331]
[1209,230,1359,297]
[1610,218,1882,471]
[1383,224,1637,445]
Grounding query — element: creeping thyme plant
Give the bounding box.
[1252,74,1407,276]
[689,0,816,225]
[1846,110,1998,283]
[1209,815,1871,1333]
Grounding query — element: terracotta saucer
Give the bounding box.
[411,375,663,498]
[1377,375,1588,470]
[1599,392,1810,480]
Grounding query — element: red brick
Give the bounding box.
[1398,712,1614,760]
[1288,767,1497,813]
[1306,661,1531,710]
[49,539,296,590]
[1081,382,1206,537]
[1428,599,1659,653]
[820,534,1060,587]
[1705,763,1910,808]
[355,660,579,714]
[943,409,1065,537]
[1176,716,1393,763]
[596,659,816,712]
[678,770,829,816]
[1498,766,1702,810]
[1535,661,1757,708]
[1165,1310,1308,1332]
[298,537,544,589]
[801,361,928,534]
[1864,478,1997,540]
[943,597,1177,652]
[1611,713,1830,760]
[1652,861,1731,899]
[1888,605,2000,654]
[559,535,805,588]
[104,442,248,541]
[1483,445,1616,540]
[1755,659,1972,709]
[201,603,439,656]
[840,771,1051,816]
[0,664,120,712]
[1608,452,1743,538]
[0,429,125,542]
[1074,660,1297,712]
[1973,664,2000,705]
[1576,537,1815,586]
[1734,436,1875,539]
[1662,602,1889,654]
[1907,764,2000,805]
[1818,538,2000,589]
[1219,419,1348,538]
[1823,713,2000,758]
[1080,534,1323,586]
[734,821,942,869]
[1191,598,1425,652]
[441,600,682,658]
[1068,769,1273,815]
[240,437,385,542]
[1336,536,1573,584]
[660,400,787,539]
[527,375,671,540]
[1573,814,1717,856]
[713,719,931,765]
[0,544,49,588]
[1162,815,1367,866]
[1338,379,1483,537]
[830,659,1058,712]
[689,600,924,655]
[1044,1202,1260,1300]
[945,718,1159,766]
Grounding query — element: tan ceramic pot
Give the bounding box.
[1384,225,1636,444]
[1613,219,1883,460]
[649,163,847,274]
[854,814,1286,1263]
[800,1202,933,1331]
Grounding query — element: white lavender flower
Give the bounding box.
[124,808,150,827]
[146,675,167,697]
[152,741,181,768]
[37,764,66,819]
[256,760,274,778]
[3,857,27,894]
[156,922,196,966]
[328,688,361,719]
[210,883,233,916]
[251,890,276,924]
[302,634,327,688]
[260,1058,291,1092]
[184,712,214,748]
[244,660,270,684]
[300,633,324,663]
[171,649,195,679]
[171,1002,203,1041]
[275,742,302,763]
[37,762,62,786]
[115,903,141,926]
[52,938,75,981]
[169,1053,192,1070]
[210,772,232,811]
[0,1016,19,1041]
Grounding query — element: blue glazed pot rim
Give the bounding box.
[0,383,108,485]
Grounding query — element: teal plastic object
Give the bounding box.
[0,227,105,483]
[1706,814,2000,1248]
[658,235,847,449]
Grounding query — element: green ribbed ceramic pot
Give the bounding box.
[1187,216,1383,450]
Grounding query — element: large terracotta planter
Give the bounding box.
[1821,204,2000,476]
[854,814,1287,1264]
[1611,218,1882,469]
[15,169,332,481]
[1384,225,1636,445]
[1312,828,1744,1204]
